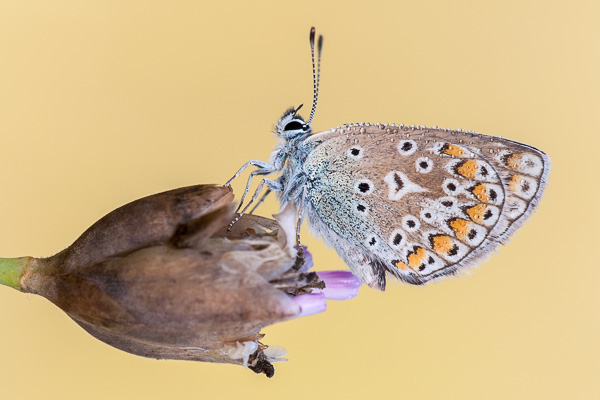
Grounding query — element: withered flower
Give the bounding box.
[0,185,361,377]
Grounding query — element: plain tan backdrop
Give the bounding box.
[0,0,598,399]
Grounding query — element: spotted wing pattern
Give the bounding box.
[300,123,550,289]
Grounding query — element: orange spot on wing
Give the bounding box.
[457,160,478,179]
[408,248,427,268]
[449,219,470,240]
[509,174,522,192]
[466,204,487,224]
[471,183,489,202]
[394,260,410,271]
[431,236,453,255]
[442,144,464,157]
[505,153,522,169]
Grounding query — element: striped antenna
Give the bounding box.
[306,27,323,126]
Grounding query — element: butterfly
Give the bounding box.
[225,27,550,291]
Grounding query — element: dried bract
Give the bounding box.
[0,185,361,377]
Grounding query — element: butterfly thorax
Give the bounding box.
[271,108,314,207]
[270,134,312,207]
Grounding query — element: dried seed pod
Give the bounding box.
[0,185,361,377]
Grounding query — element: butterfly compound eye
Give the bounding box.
[284,120,305,131]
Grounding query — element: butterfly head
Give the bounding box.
[276,105,312,139]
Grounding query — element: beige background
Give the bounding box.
[0,0,598,399]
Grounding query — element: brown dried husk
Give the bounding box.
[19,185,305,375]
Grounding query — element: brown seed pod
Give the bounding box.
[3,185,331,377]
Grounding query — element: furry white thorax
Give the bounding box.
[269,109,313,208]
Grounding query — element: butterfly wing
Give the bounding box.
[300,124,550,290]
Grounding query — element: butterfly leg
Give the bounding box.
[249,188,272,214]
[236,168,280,213]
[224,160,275,186]
[224,160,278,212]
[295,186,307,246]
[228,178,282,230]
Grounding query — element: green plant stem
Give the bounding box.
[0,257,31,291]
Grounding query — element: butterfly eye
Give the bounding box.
[284,120,305,131]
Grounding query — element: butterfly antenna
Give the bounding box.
[306,27,323,126]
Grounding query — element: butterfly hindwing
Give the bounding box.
[300,124,550,289]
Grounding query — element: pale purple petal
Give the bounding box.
[315,270,362,300]
[292,293,326,318]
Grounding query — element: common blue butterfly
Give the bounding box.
[226,27,550,290]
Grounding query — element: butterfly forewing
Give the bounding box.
[301,124,550,287]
